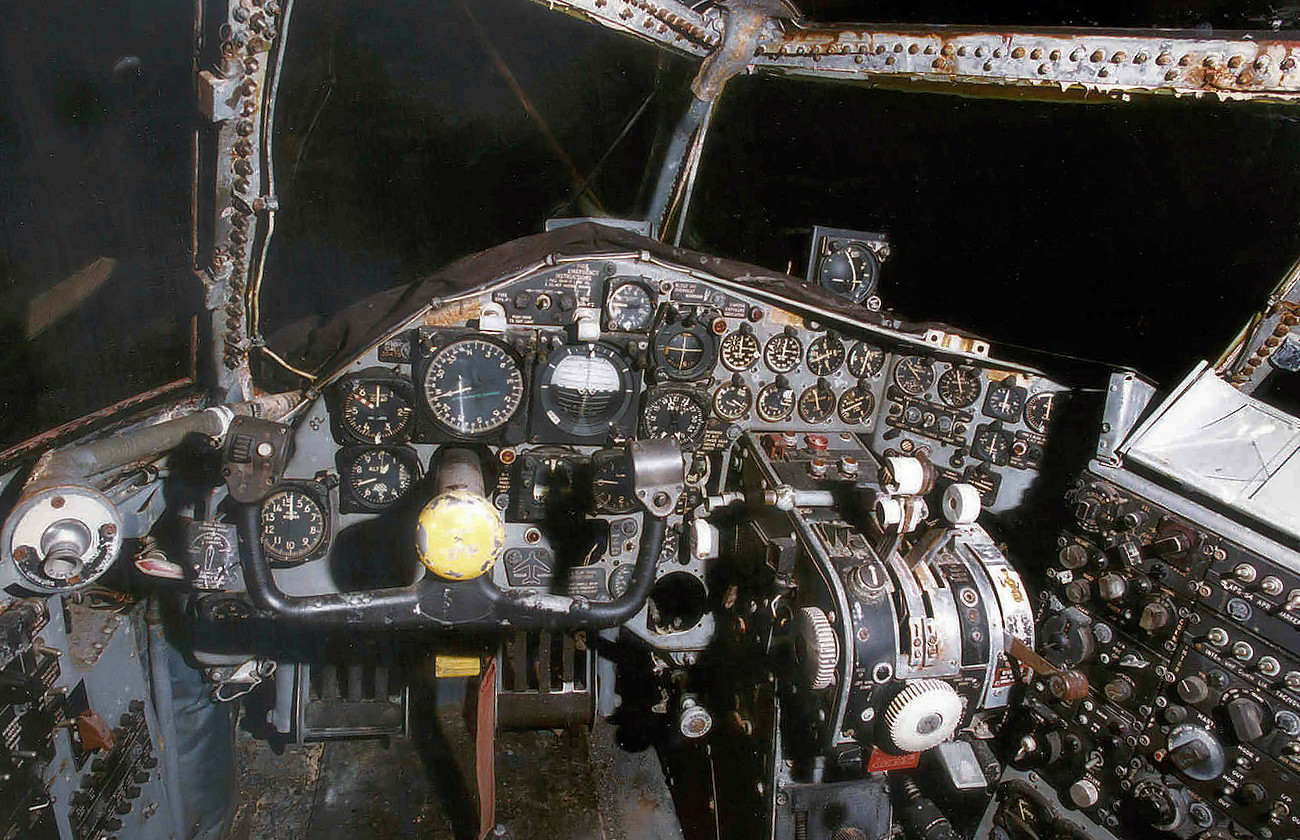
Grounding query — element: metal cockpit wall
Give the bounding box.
[192,0,1300,401]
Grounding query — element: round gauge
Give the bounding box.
[756,381,795,422]
[606,281,655,332]
[642,389,709,448]
[1024,392,1056,433]
[720,329,761,371]
[798,381,837,423]
[341,380,414,444]
[764,333,804,374]
[817,242,880,303]
[838,384,875,424]
[847,342,886,378]
[653,322,716,380]
[937,366,983,408]
[537,343,636,438]
[806,335,846,377]
[342,449,415,512]
[260,486,328,566]
[713,379,752,421]
[422,338,525,437]
[591,450,637,514]
[892,356,935,397]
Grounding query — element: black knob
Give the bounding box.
[1176,675,1210,704]
[1227,697,1268,743]
[1140,599,1173,632]
[1098,573,1128,601]
[1236,783,1267,806]
[1059,544,1090,570]
[1152,532,1192,558]
[1161,704,1188,725]
[1133,783,1178,827]
[1064,580,1091,604]
[1167,738,1211,771]
[1118,510,1148,530]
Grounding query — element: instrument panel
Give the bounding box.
[270,253,1065,652]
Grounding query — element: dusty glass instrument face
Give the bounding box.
[892,356,935,396]
[259,487,327,564]
[805,335,846,377]
[838,385,875,425]
[606,281,656,331]
[341,381,414,444]
[756,381,795,422]
[764,333,803,374]
[847,341,886,378]
[937,366,982,408]
[714,380,753,421]
[798,381,836,423]
[720,329,761,371]
[421,338,525,436]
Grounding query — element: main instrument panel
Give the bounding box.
[265,253,1065,656]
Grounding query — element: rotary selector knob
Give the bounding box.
[883,679,963,753]
[1166,725,1226,781]
[795,607,839,691]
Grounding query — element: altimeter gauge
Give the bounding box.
[421,338,525,437]
[340,448,418,512]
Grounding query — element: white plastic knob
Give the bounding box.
[941,484,982,525]
[884,456,926,496]
[875,496,904,527]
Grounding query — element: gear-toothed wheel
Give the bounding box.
[882,679,963,753]
[794,606,838,691]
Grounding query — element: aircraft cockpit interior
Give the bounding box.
[5,1,1300,839]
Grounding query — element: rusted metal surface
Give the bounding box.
[523,0,718,58]
[532,1,1300,103]
[1217,258,1300,391]
[754,24,1300,101]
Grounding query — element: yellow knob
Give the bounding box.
[415,490,505,580]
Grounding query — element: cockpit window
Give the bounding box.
[259,0,695,336]
[683,73,1300,386]
[0,2,198,453]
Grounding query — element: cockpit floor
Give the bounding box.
[226,707,683,840]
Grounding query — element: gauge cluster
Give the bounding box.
[873,355,1065,510]
[268,253,1065,647]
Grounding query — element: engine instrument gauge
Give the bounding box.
[1023,392,1056,433]
[847,341,886,378]
[756,380,795,422]
[798,381,837,423]
[605,281,655,332]
[719,328,761,371]
[340,448,416,512]
[937,366,983,408]
[805,335,846,377]
[641,389,709,448]
[713,378,752,422]
[764,332,803,374]
[340,380,414,444]
[892,356,935,397]
[591,450,637,514]
[838,384,875,424]
[983,380,1028,422]
[536,343,637,439]
[653,321,716,380]
[422,338,525,437]
[260,485,329,566]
